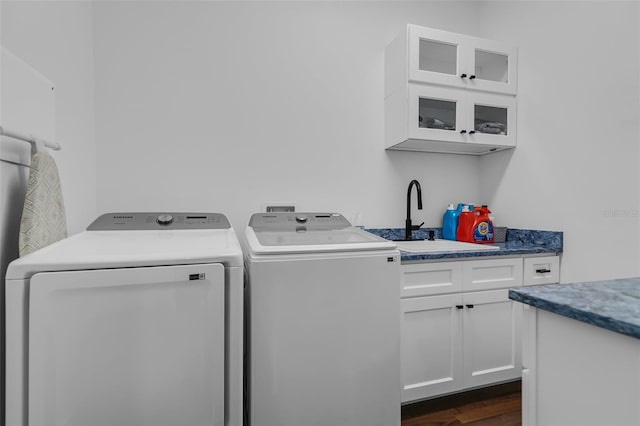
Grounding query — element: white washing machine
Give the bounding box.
[243,212,401,426]
[5,212,243,426]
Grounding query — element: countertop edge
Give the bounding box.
[509,286,640,340]
[400,247,561,261]
[364,227,563,261]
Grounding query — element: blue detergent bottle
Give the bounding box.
[442,203,459,240]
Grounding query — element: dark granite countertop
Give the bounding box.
[364,228,562,261]
[509,278,640,339]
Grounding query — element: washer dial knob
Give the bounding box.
[295,216,308,224]
[156,214,174,226]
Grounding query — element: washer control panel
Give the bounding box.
[249,212,351,231]
[87,212,231,230]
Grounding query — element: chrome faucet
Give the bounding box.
[405,179,424,240]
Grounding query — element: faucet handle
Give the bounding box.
[412,222,424,231]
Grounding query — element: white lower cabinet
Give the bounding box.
[462,289,521,389]
[401,256,556,404]
[401,294,463,401]
[401,289,521,402]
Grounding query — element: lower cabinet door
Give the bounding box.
[462,289,522,388]
[401,294,463,403]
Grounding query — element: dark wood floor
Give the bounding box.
[401,381,521,426]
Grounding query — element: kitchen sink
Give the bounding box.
[393,239,500,253]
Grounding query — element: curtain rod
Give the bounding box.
[0,124,61,151]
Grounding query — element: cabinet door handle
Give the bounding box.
[456,305,464,310]
[469,75,476,80]
[460,130,467,134]
[466,304,474,309]
[469,130,476,134]
[536,268,551,274]
[460,73,467,78]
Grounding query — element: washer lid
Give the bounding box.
[246,212,397,254]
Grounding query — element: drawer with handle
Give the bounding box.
[523,255,560,286]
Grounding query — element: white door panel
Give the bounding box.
[29,263,225,426]
[463,289,521,387]
[401,294,463,402]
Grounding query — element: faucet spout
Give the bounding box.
[405,180,424,240]
[406,180,422,219]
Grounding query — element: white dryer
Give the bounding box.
[5,212,243,426]
[243,212,401,426]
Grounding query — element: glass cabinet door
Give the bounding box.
[419,98,457,132]
[408,85,465,143]
[474,50,509,84]
[474,105,508,136]
[409,26,468,88]
[467,92,516,148]
[418,39,457,76]
[468,39,517,95]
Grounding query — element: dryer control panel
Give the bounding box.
[87,212,231,230]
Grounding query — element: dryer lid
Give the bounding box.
[6,213,243,280]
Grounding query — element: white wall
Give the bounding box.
[93,1,483,232]
[1,2,95,421]
[1,0,97,236]
[1,46,57,359]
[2,1,638,284]
[477,1,640,282]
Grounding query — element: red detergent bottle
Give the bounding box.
[456,205,474,242]
[471,205,494,243]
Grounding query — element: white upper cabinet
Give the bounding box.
[408,25,517,95]
[385,25,518,155]
[405,85,517,152]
